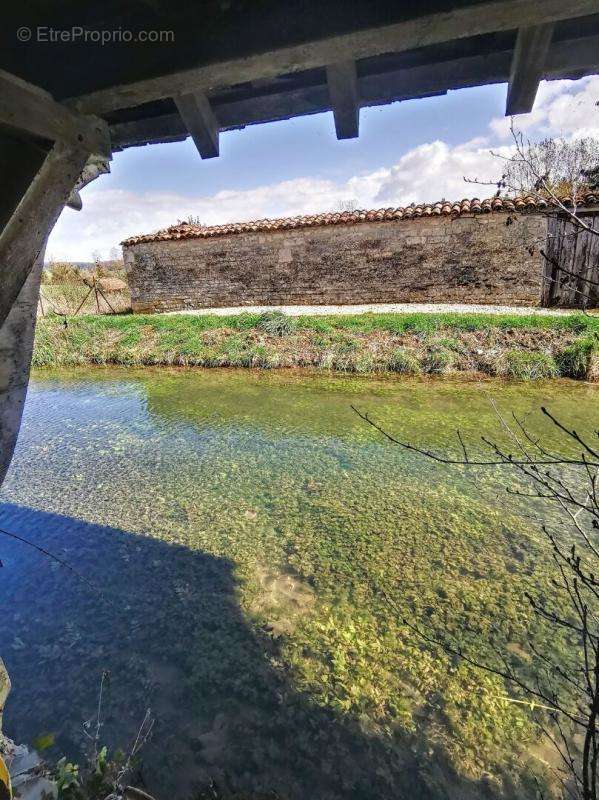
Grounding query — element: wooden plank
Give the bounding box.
[578,215,599,307]
[557,218,572,305]
[0,141,90,328]
[586,216,599,307]
[326,61,359,139]
[0,70,110,157]
[568,223,582,306]
[67,0,599,116]
[506,24,554,115]
[541,216,555,306]
[174,91,219,158]
[576,220,590,306]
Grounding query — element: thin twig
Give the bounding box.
[0,523,104,598]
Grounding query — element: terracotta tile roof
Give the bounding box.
[121,193,599,246]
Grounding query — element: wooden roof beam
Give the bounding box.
[326,61,360,139]
[174,90,219,159]
[0,71,111,326]
[110,32,599,152]
[0,70,109,157]
[506,24,555,115]
[67,0,599,116]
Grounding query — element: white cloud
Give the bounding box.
[47,142,511,261]
[48,177,366,262]
[47,77,599,261]
[489,76,599,140]
[373,139,515,205]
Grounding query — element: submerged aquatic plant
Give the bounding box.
[5,370,599,799]
[353,403,599,799]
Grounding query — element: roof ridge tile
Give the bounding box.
[122,192,597,245]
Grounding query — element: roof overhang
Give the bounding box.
[2,1,599,162]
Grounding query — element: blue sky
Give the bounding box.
[112,84,504,196]
[47,76,599,261]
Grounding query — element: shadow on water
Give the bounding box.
[0,502,504,800]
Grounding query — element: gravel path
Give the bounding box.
[166,302,586,317]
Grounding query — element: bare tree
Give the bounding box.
[184,214,204,226]
[467,122,599,310]
[466,123,599,230]
[498,135,599,199]
[334,198,358,213]
[352,403,599,800]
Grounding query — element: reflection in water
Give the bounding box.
[1,368,597,799]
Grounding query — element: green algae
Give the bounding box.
[0,368,597,799]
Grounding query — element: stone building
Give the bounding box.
[122,194,599,312]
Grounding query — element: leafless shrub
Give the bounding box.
[353,403,599,799]
[46,260,83,285]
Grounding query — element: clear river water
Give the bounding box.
[1,367,597,800]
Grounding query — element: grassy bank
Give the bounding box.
[33,310,599,380]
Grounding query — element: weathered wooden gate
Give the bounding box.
[541,212,599,308]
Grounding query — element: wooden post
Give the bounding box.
[95,286,117,315]
[174,91,219,158]
[326,61,360,140]
[0,246,46,486]
[506,24,554,115]
[72,285,95,316]
[0,68,110,488]
[0,142,90,329]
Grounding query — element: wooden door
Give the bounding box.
[542,212,599,308]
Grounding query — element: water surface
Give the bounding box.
[1,368,596,799]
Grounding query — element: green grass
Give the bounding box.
[388,347,422,375]
[33,310,599,380]
[502,351,559,380]
[255,310,299,336]
[55,310,599,335]
[555,335,599,379]
[303,311,597,335]
[422,345,456,374]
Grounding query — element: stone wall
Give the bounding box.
[124,212,548,312]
